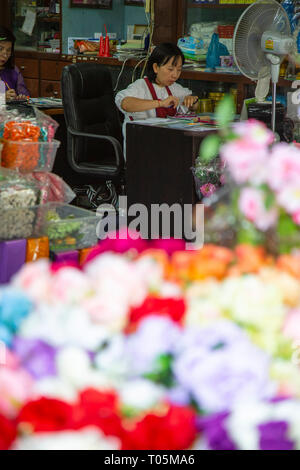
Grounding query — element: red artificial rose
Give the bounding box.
[127,296,186,331]
[121,403,197,450]
[17,397,73,433]
[72,388,123,438]
[0,414,17,450]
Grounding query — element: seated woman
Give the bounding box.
[0,26,30,101]
[115,42,198,151]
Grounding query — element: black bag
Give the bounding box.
[72,180,118,211]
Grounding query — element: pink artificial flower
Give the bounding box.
[150,238,186,256]
[50,267,91,304]
[268,143,300,191]
[50,261,81,273]
[276,185,300,215]
[232,119,275,147]
[220,139,269,185]
[12,260,52,303]
[239,187,277,231]
[200,183,216,197]
[0,355,34,418]
[282,308,300,342]
[292,210,300,225]
[84,228,148,265]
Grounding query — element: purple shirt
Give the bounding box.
[0,66,30,96]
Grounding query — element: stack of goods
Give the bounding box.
[0,107,98,282]
[0,236,300,449]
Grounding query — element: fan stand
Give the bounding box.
[266,53,281,134]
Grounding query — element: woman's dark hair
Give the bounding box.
[146,42,185,82]
[0,26,15,68]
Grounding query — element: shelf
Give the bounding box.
[15,15,60,22]
[188,1,252,6]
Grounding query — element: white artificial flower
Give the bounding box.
[218,275,285,331]
[118,379,165,411]
[19,304,111,350]
[184,281,223,327]
[55,346,112,390]
[134,256,164,293]
[12,427,120,450]
[159,281,183,298]
[32,377,77,402]
[226,401,273,450]
[49,268,92,305]
[94,335,130,384]
[84,253,148,308]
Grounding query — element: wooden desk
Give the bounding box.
[126,122,215,237]
[43,107,64,116]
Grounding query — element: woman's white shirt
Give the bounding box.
[115,78,192,157]
[115,78,192,121]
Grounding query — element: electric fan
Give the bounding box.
[233,0,294,133]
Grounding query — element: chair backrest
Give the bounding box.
[61,62,123,170]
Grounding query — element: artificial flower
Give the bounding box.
[12,337,57,380]
[17,397,74,433]
[124,316,181,376]
[128,296,186,330]
[0,413,17,450]
[121,403,197,450]
[238,187,277,231]
[12,426,120,450]
[173,322,275,412]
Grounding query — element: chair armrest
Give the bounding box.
[67,126,123,167]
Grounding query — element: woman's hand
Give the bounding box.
[16,94,28,100]
[159,95,180,109]
[6,89,17,101]
[183,95,198,109]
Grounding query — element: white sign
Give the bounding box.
[21,9,36,36]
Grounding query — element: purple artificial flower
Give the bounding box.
[12,337,57,379]
[258,421,294,450]
[197,412,237,450]
[173,321,275,413]
[125,316,181,376]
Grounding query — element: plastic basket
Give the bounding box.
[38,202,99,252]
[1,139,60,172]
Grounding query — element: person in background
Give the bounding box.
[115,42,198,152]
[0,26,30,101]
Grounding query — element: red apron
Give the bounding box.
[144,77,177,118]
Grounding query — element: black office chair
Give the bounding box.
[61,63,124,200]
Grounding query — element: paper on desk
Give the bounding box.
[131,118,172,125]
[21,9,36,36]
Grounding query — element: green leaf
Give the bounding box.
[258,184,276,211]
[199,134,221,163]
[215,94,235,128]
[237,218,265,246]
[277,212,299,237]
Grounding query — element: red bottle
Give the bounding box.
[98,35,104,56]
[103,35,111,57]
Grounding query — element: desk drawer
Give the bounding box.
[24,78,39,98]
[40,80,61,98]
[40,60,70,81]
[15,58,39,78]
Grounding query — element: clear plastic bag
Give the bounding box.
[0,167,40,209]
[31,172,76,204]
